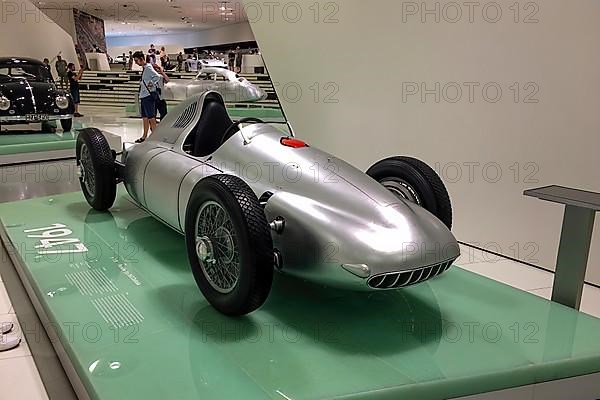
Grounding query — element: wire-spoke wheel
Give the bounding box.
[367,156,453,229]
[76,128,116,211]
[185,175,274,316]
[195,201,241,294]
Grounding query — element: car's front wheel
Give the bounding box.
[76,128,117,211]
[61,118,73,132]
[41,121,56,133]
[367,156,453,229]
[185,175,274,316]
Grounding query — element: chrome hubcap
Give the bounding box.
[381,179,421,205]
[195,201,240,294]
[79,144,95,197]
[196,237,214,263]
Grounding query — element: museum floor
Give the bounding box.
[1,107,600,399]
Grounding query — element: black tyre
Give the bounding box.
[185,175,274,316]
[367,156,453,229]
[41,120,56,133]
[76,128,117,211]
[61,118,73,132]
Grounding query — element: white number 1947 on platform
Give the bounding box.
[25,224,88,255]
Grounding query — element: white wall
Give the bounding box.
[106,22,255,54]
[246,0,600,284]
[39,7,76,39]
[0,0,78,77]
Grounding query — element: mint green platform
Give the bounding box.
[2,191,600,400]
[0,131,78,156]
[0,121,85,157]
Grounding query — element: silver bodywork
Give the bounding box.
[122,92,460,290]
[162,67,267,103]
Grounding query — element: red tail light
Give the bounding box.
[281,138,308,148]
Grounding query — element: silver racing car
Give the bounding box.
[162,67,267,103]
[77,91,460,315]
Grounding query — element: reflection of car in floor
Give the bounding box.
[162,67,267,103]
[0,57,74,133]
[76,91,460,316]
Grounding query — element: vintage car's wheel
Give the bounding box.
[60,118,73,132]
[367,156,453,229]
[76,128,116,211]
[41,121,56,133]
[184,175,274,316]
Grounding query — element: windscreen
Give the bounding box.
[0,63,52,82]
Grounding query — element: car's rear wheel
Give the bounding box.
[61,118,73,132]
[76,128,116,211]
[185,174,274,316]
[367,156,453,229]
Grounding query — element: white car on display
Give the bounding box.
[199,58,228,69]
[162,67,267,103]
[113,54,129,64]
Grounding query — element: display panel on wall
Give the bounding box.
[74,9,107,53]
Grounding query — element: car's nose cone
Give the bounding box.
[353,201,460,276]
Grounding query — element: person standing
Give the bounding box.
[186,54,198,72]
[228,50,236,71]
[127,51,134,71]
[55,55,68,89]
[42,58,52,76]
[185,54,191,72]
[159,46,167,67]
[235,46,243,73]
[133,51,161,143]
[152,63,170,120]
[67,63,84,118]
[177,52,184,72]
[148,44,157,64]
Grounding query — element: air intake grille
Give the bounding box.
[367,259,456,290]
[172,102,198,128]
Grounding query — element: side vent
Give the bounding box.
[172,102,198,129]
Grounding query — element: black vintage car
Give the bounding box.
[0,57,74,132]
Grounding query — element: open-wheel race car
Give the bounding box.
[76,91,460,316]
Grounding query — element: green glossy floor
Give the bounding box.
[0,124,83,156]
[1,191,600,400]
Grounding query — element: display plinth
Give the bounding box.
[1,191,600,400]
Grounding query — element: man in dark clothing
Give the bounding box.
[228,51,236,70]
[235,46,243,73]
[152,63,170,120]
[177,52,184,72]
[67,63,84,117]
[42,59,52,76]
